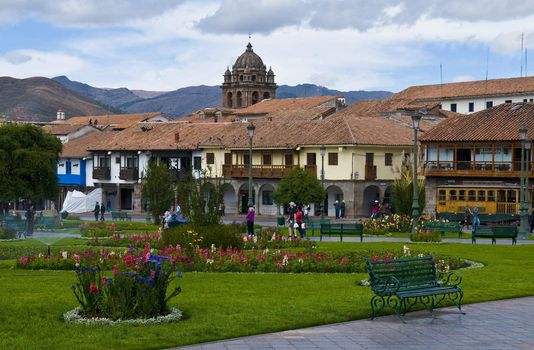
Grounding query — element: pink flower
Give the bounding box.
[88,284,99,293]
[113,265,118,275]
[151,270,156,279]
[102,276,107,285]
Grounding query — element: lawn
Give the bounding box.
[1,242,533,349]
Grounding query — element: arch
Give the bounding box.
[227,92,233,108]
[238,183,255,214]
[258,183,276,215]
[363,185,380,217]
[252,91,259,105]
[237,91,242,108]
[325,185,344,217]
[221,183,236,215]
[263,91,270,99]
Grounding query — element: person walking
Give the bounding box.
[334,200,340,219]
[464,205,472,231]
[94,202,100,221]
[25,205,35,237]
[295,206,305,238]
[100,202,106,221]
[246,207,255,236]
[472,205,480,232]
[287,202,296,237]
[340,200,346,218]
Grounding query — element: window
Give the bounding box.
[450,103,457,112]
[126,156,138,168]
[478,190,486,202]
[450,190,457,201]
[524,99,528,102]
[206,152,215,165]
[385,153,393,166]
[505,100,512,103]
[262,154,272,165]
[459,190,466,201]
[243,154,250,165]
[262,191,273,205]
[66,160,72,174]
[468,102,474,112]
[285,154,293,166]
[98,156,110,168]
[307,152,316,166]
[438,190,446,201]
[468,190,476,201]
[486,101,493,108]
[530,99,533,102]
[115,157,120,164]
[224,153,232,165]
[193,156,201,170]
[328,152,338,165]
[488,190,495,201]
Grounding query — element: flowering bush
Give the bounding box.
[364,214,412,234]
[88,233,163,249]
[70,243,182,321]
[410,227,442,242]
[162,223,244,250]
[242,228,315,250]
[80,222,117,238]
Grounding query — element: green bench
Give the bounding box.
[111,211,132,221]
[320,223,363,242]
[1,216,27,238]
[472,225,517,245]
[423,221,463,238]
[36,216,59,229]
[366,255,464,322]
[304,219,330,237]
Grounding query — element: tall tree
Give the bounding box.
[392,160,425,216]
[141,159,175,224]
[0,123,62,203]
[273,167,324,208]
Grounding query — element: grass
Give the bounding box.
[0,242,533,349]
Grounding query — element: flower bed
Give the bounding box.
[80,222,159,237]
[88,233,163,249]
[68,243,182,321]
[242,229,315,250]
[17,244,466,273]
[410,228,442,242]
[364,214,412,234]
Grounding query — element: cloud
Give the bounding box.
[0,50,86,77]
[452,75,476,82]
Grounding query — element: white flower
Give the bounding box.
[206,259,214,264]
[264,248,269,254]
[210,244,216,253]
[403,245,411,256]
[298,258,303,264]
[61,250,68,259]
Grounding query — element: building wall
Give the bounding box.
[441,94,534,114]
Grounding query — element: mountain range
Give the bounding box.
[0,75,393,122]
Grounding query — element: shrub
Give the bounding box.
[88,233,163,249]
[410,228,442,242]
[80,222,116,237]
[162,223,244,250]
[71,244,181,320]
[0,226,17,240]
[242,228,315,250]
[364,214,412,234]
[60,211,69,219]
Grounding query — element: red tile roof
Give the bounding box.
[55,112,166,129]
[420,103,534,142]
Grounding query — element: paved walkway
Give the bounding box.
[176,297,534,350]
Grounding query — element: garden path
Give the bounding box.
[175,296,534,350]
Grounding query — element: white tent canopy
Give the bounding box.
[61,188,102,213]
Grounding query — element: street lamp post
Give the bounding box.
[247,122,255,209]
[411,109,426,234]
[519,128,531,239]
[320,145,326,219]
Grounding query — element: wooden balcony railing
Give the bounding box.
[222,164,316,179]
[119,167,139,181]
[424,160,533,177]
[93,167,111,180]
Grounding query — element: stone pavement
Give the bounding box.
[175,297,534,350]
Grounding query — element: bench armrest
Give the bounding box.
[372,275,400,294]
[439,271,462,287]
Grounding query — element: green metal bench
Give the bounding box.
[479,214,517,224]
[472,225,517,244]
[366,255,464,322]
[320,223,363,242]
[423,221,463,238]
[111,212,121,221]
[436,213,464,222]
[111,211,132,221]
[304,219,330,237]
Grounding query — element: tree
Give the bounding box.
[0,123,62,203]
[141,160,175,224]
[392,160,425,216]
[273,167,325,208]
[176,168,224,225]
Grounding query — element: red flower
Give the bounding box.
[88,284,99,293]
[113,265,118,275]
[102,276,107,285]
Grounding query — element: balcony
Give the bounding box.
[424,160,532,177]
[223,164,315,179]
[93,167,111,180]
[119,167,139,181]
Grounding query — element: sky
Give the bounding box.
[1,0,534,93]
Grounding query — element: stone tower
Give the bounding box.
[222,43,277,108]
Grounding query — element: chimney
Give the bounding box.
[174,132,180,143]
[57,108,65,120]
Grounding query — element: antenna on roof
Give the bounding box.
[526,48,528,77]
[521,32,524,77]
[485,48,489,81]
[439,63,443,96]
[248,32,251,40]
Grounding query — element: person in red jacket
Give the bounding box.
[295,206,304,238]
